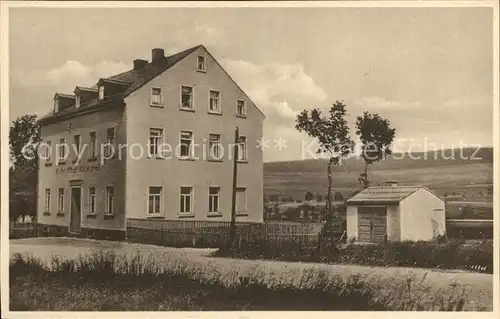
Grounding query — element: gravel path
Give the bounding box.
[10,237,493,310]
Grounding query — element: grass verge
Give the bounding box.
[9,250,473,311]
[214,239,493,273]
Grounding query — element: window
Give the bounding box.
[54,98,60,112]
[98,86,105,100]
[237,100,246,117]
[58,188,64,213]
[75,94,81,108]
[151,87,163,106]
[105,186,114,215]
[88,187,96,214]
[197,56,206,71]
[237,136,247,161]
[149,128,163,157]
[105,128,115,157]
[44,141,52,164]
[181,86,193,109]
[208,187,220,214]
[209,134,221,160]
[209,90,221,114]
[74,134,81,153]
[180,131,193,158]
[58,138,67,164]
[236,187,247,214]
[44,189,51,212]
[180,186,193,214]
[148,186,162,215]
[89,132,97,158]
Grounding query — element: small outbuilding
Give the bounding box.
[345,182,446,242]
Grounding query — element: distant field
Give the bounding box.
[264,163,493,201]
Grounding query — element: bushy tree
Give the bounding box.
[295,101,354,232]
[282,207,300,221]
[304,191,314,201]
[268,194,280,202]
[9,114,41,221]
[354,112,395,188]
[334,191,344,201]
[315,193,323,202]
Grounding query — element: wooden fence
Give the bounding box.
[8,219,345,249]
[126,219,337,248]
[9,222,37,239]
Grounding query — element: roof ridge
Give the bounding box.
[40,45,203,124]
[365,185,420,189]
[108,44,202,81]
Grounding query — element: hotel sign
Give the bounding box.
[56,164,101,175]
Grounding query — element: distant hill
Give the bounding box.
[264,147,493,173]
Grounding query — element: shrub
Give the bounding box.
[215,240,493,274]
[10,251,472,311]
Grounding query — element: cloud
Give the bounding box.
[442,96,491,109]
[221,59,328,161]
[195,24,224,39]
[223,59,327,121]
[275,100,299,119]
[353,96,421,110]
[93,61,130,79]
[14,60,129,92]
[167,24,227,53]
[46,60,90,83]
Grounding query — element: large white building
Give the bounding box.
[37,45,265,240]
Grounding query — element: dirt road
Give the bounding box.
[10,237,494,310]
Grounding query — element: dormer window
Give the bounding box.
[53,93,75,112]
[75,94,81,108]
[98,86,105,100]
[74,86,98,106]
[54,98,60,113]
[197,56,206,72]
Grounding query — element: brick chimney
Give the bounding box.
[133,59,148,69]
[151,48,165,64]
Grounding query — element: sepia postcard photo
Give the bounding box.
[0,1,499,317]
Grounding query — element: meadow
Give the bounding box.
[9,237,493,311]
[264,163,493,202]
[7,249,481,311]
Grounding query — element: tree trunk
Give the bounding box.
[363,162,369,189]
[326,157,334,218]
[321,157,335,241]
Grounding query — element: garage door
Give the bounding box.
[357,207,387,243]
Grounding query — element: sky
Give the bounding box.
[8,7,494,162]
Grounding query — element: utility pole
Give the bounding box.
[229,127,239,248]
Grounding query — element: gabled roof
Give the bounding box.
[53,93,75,100]
[346,185,443,205]
[97,77,132,87]
[74,86,98,93]
[107,45,202,96]
[40,44,266,124]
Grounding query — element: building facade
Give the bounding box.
[345,184,446,242]
[37,45,265,239]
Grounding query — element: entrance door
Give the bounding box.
[358,206,387,242]
[70,187,82,233]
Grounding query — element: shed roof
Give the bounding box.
[346,185,439,205]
